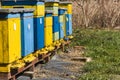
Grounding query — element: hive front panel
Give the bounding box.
[34,16,44,51]
[0,9,21,64]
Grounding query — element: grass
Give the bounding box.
[71,28,120,80]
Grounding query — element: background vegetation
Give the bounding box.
[61,0,120,79]
[62,0,120,28]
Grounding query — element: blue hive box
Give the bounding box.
[21,12,34,57]
[58,8,66,39]
[53,16,59,41]
[34,16,44,51]
[66,14,72,36]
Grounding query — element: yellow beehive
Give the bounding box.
[0,9,21,64]
[2,4,45,16]
[59,2,72,14]
[44,10,53,46]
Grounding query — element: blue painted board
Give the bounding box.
[34,16,44,51]
[53,16,59,33]
[66,14,72,36]
[58,9,66,39]
[53,16,59,41]
[21,13,34,57]
[59,22,64,39]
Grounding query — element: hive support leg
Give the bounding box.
[45,56,50,63]
[52,51,56,57]
[29,65,35,79]
[68,41,70,48]
[44,53,51,63]
[49,51,55,59]
[12,76,16,80]
[62,43,65,52]
[22,65,35,79]
[29,65,35,72]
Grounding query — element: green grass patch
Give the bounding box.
[72,29,120,80]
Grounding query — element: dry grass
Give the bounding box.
[62,0,120,28]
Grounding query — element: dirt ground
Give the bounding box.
[32,47,86,80]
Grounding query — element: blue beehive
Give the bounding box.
[66,14,72,36]
[34,16,44,51]
[53,16,59,41]
[58,8,67,39]
[21,11,34,57]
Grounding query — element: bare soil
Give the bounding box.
[33,47,85,80]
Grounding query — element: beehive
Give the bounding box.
[66,14,72,36]
[21,9,34,56]
[2,1,45,16]
[44,10,53,46]
[60,2,73,37]
[34,16,44,51]
[45,1,60,41]
[53,16,59,41]
[58,8,67,39]
[59,1,72,14]
[0,9,21,64]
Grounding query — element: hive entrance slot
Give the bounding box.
[13,6,24,8]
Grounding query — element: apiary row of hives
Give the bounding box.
[0,0,73,76]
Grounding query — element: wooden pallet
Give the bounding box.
[0,40,70,80]
[0,52,56,80]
